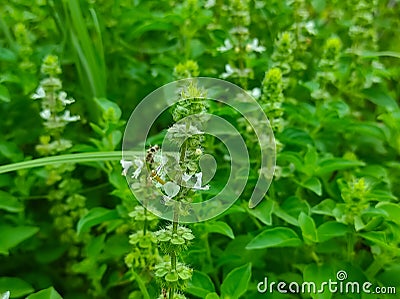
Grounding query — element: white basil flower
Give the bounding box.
[305,21,316,35]
[217,39,233,52]
[182,172,192,182]
[120,159,133,176]
[193,172,209,190]
[204,0,216,8]
[31,86,46,99]
[58,91,75,105]
[39,109,51,120]
[61,110,80,122]
[249,87,261,99]
[132,158,144,179]
[1,291,10,299]
[246,38,265,53]
[221,64,235,79]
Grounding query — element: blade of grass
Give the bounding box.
[63,0,106,121]
[0,151,134,174]
[0,16,16,51]
[89,7,106,84]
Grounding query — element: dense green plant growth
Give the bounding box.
[0,0,399,298]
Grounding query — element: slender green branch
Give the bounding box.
[131,269,151,299]
[0,151,138,174]
[365,259,383,279]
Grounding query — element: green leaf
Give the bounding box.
[247,200,274,225]
[26,287,63,299]
[362,85,399,112]
[280,128,314,146]
[0,47,17,62]
[187,271,215,298]
[316,158,365,175]
[0,226,39,255]
[354,50,400,59]
[246,227,302,250]
[317,221,349,242]
[94,97,122,120]
[303,264,335,299]
[220,263,251,299]
[298,212,318,243]
[273,196,310,226]
[0,85,10,103]
[304,145,318,167]
[375,202,400,225]
[311,199,336,216]
[77,207,119,234]
[204,221,234,239]
[301,177,322,196]
[0,191,23,213]
[85,234,106,257]
[205,293,220,299]
[0,277,34,297]
[359,231,388,247]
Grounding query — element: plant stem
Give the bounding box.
[0,151,136,174]
[347,230,356,262]
[365,259,382,279]
[143,207,147,236]
[131,269,151,299]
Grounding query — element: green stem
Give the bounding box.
[169,288,174,299]
[143,207,147,236]
[365,259,383,279]
[346,229,356,262]
[168,208,179,299]
[171,220,178,270]
[0,151,138,174]
[131,269,151,299]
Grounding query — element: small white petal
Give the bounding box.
[247,38,265,53]
[305,21,316,35]
[58,91,75,105]
[39,109,51,120]
[1,291,10,299]
[62,110,80,122]
[193,172,209,190]
[182,173,192,182]
[217,39,233,52]
[251,87,261,99]
[120,159,133,176]
[31,87,46,99]
[221,64,235,79]
[131,158,144,179]
[204,0,215,8]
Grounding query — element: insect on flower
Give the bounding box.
[146,144,160,164]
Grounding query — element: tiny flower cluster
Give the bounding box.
[156,225,195,254]
[155,260,193,293]
[32,55,80,155]
[260,68,285,133]
[216,0,265,88]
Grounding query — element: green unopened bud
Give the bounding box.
[41,55,62,77]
